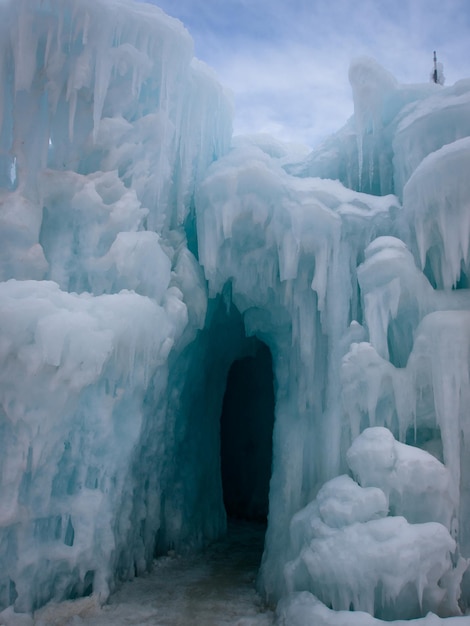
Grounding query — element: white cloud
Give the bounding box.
[144,0,470,147]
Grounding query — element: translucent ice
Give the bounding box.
[402,137,470,290]
[0,0,232,613]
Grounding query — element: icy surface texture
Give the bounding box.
[276,592,470,626]
[284,430,467,620]
[196,57,470,616]
[0,0,231,288]
[196,144,398,599]
[295,59,470,200]
[0,0,232,613]
[402,137,470,290]
[347,427,455,528]
[1,0,470,622]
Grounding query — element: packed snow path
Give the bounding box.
[45,521,274,626]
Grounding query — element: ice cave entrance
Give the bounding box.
[220,340,275,524]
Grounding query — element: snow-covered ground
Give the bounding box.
[32,522,274,626]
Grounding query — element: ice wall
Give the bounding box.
[0,0,233,613]
[196,63,470,618]
[295,58,470,201]
[196,144,399,600]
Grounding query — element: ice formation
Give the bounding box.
[285,431,467,619]
[1,0,470,624]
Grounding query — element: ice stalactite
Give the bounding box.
[0,0,232,613]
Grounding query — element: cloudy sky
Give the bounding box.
[142,0,470,148]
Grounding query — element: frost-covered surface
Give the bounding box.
[1,0,470,623]
[276,593,470,626]
[347,427,455,528]
[0,0,232,614]
[402,137,470,290]
[295,58,470,200]
[284,430,467,619]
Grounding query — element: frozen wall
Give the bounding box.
[1,0,470,623]
[0,0,233,613]
[295,58,470,201]
[196,63,470,619]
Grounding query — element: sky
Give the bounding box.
[141,0,470,148]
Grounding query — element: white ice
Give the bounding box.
[284,429,467,620]
[277,593,470,626]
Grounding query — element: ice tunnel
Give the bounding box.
[220,341,275,523]
[153,294,276,563]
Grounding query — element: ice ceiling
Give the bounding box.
[1,0,470,624]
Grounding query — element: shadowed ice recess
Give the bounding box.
[1,0,470,624]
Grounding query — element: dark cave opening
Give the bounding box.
[220,340,275,523]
